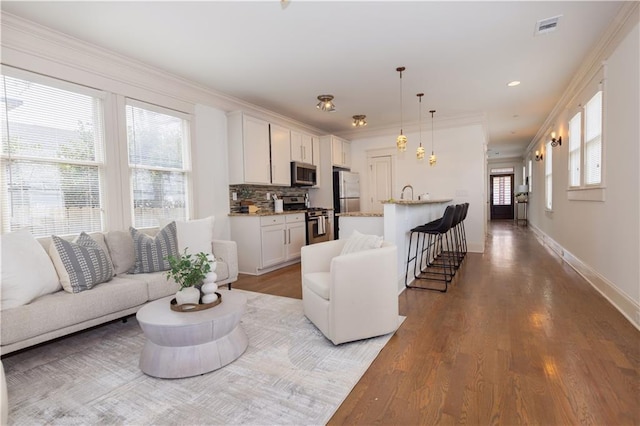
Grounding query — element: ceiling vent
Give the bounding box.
[534,15,562,36]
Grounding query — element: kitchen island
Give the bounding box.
[339,199,452,292]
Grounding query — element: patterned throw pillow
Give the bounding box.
[129,222,178,274]
[49,232,114,293]
[340,230,384,256]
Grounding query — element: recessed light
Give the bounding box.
[507,81,521,87]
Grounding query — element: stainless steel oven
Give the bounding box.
[306,208,331,244]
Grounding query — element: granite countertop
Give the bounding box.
[228,209,307,217]
[381,198,452,205]
[336,212,384,217]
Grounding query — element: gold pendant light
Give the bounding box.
[429,109,437,166]
[396,67,407,151]
[416,93,425,160]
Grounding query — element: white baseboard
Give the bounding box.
[530,225,640,331]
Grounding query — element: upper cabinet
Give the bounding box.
[290,130,313,164]
[228,111,291,186]
[269,123,291,186]
[331,136,351,168]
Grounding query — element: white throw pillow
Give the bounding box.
[340,230,383,255]
[162,216,215,256]
[0,229,61,310]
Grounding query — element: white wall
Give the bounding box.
[526,11,639,327]
[349,123,487,252]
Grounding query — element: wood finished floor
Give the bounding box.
[234,221,640,425]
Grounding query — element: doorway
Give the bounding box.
[367,155,393,213]
[490,174,514,220]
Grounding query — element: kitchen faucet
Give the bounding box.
[401,184,414,200]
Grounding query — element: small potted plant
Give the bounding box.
[165,249,212,305]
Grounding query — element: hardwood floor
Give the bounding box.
[233,221,640,425]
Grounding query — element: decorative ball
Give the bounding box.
[202,292,219,304]
[204,271,218,284]
[201,282,218,295]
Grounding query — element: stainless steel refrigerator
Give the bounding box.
[333,170,360,239]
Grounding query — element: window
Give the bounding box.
[492,175,512,206]
[545,141,553,210]
[126,100,191,228]
[1,72,106,237]
[528,159,532,192]
[568,112,581,187]
[490,167,514,174]
[584,91,602,185]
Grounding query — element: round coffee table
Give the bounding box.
[136,290,248,379]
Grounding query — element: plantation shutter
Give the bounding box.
[584,91,602,185]
[568,112,581,187]
[1,72,105,236]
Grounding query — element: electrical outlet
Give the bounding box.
[266,192,270,201]
[232,192,237,201]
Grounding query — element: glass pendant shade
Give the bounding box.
[429,109,437,166]
[417,145,425,160]
[429,153,437,166]
[396,133,407,151]
[416,92,424,160]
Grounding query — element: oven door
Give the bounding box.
[307,215,331,244]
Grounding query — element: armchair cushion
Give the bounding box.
[304,272,330,300]
[340,230,383,255]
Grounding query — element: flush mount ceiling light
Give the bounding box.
[396,66,407,152]
[316,95,335,112]
[352,115,367,127]
[429,109,437,166]
[416,93,425,161]
[507,80,521,87]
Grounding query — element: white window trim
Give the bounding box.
[545,141,553,212]
[566,65,606,202]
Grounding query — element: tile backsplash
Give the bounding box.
[229,185,308,213]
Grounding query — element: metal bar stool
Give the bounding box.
[405,205,456,292]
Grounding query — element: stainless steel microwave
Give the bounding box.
[291,161,317,186]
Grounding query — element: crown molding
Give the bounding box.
[526,2,639,155]
[339,112,486,141]
[0,12,325,136]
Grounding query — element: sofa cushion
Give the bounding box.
[49,233,114,293]
[340,230,383,256]
[0,229,61,310]
[105,230,135,275]
[304,272,331,300]
[161,216,215,257]
[0,276,148,346]
[129,222,178,274]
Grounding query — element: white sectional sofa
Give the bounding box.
[0,227,238,355]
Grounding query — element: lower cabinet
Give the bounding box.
[230,213,307,275]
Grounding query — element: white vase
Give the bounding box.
[204,271,218,284]
[176,287,200,305]
[201,281,218,295]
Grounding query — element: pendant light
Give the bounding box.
[429,109,437,166]
[416,93,425,160]
[396,67,407,151]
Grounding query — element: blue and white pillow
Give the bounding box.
[49,232,114,293]
[129,222,178,274]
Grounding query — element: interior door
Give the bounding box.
[490,174,514,220]
[368,155,393,213]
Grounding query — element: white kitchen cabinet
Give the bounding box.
[311,136,321,188]
[230,213,307,275]
[331,136,351,168]
[291,131,313,164]
[227,111,291,186]
[269,123,292,186]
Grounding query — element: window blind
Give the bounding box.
[568,112,581,187]
[584,91,602,185]
[1,74,105,236]
[126,101,190,228]
[492,176,511,206]
[545,141,552,210]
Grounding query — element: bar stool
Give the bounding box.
[429,204,464,271]
[405,205,456,292]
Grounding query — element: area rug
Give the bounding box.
[3,290,402,425]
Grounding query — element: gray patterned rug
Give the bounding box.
[4,290,401,425]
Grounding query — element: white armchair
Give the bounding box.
[301,239,400,345]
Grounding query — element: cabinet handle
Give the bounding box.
[300,146,303,160]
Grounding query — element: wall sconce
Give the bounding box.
[535,150,543,161]
[551,132,562,147]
